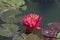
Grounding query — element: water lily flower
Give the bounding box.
[42,28,57,40]
[48,22,60,32]
[22,13,42,29]
[42,28,57,37]
[47,22,60,40]
[21,13,42,34]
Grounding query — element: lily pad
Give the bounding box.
[0,0,7,11]
[12,33,40,40]
[14,14,23,23]
[0,27,14,37]
[26,33,40,40]
[12,33,26,40]
[0,9,22,23]
[20,5,27,11]
[1,9,22,17]
[2,0,27,10]
[0,24,19,37]
[57,33,60,38]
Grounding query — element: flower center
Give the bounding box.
[30,17,35,21]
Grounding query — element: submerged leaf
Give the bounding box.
[0,24,19,37]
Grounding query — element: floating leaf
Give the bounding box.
[2,0,27,11]
[0,9,22,23]
[0,0,27,12]
[1,15,22,23]
[1,15,15,23]
[2,24,19,33]
[12,33,40,40]
[26,33,40,40]
[0,27,14,37]
[0,24,19,37]
[1,9,21,17]
[57,33,60,38]
[31,29,43,37]
[3,0,25,7]
[12,33,26,40]
[0,0,7,11]
[20,5,27,11]
[14,15,23,23]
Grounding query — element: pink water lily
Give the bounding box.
[21,13,42,33]
[22,13,42,29]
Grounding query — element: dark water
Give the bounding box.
[0,36,12,40]
[25,0,60,27]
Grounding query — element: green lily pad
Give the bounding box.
[0,0,27,13]
[1,9,22,17]
[1,15,15,23]
[11,14,23,23]
[20,5,27,11]
[0,24,19,37]
[0,27,14,37]
[0,9,22,23]
[0,0,7,11]
[3,0,25,7]
[12,33,26,40]
[57,32,60,40]
[2,0,27,11]
[1,15,22,23]
[26,33,40,40]
[12,33,40,40]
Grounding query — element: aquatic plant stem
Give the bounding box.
[25,27,32,34]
